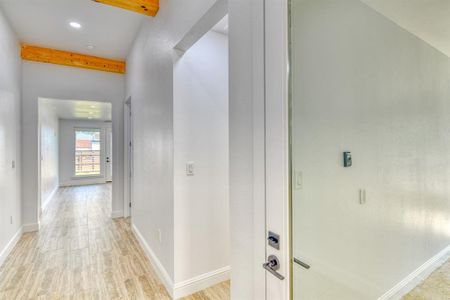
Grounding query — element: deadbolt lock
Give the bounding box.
[268,231,280,250]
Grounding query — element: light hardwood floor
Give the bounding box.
[403,259,450,300]
[0,184,230,299]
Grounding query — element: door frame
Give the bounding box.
[105,126,113,182]
[228,0,290,298]
[124,97,133,218]
[264,0,291,299]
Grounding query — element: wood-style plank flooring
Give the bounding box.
[403,258,450,299]
[0,184,230,299]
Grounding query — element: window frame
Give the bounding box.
[73,127,104,179]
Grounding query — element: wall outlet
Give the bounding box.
[359,189,367,204]
[158,229,162,244]
[186,161,194,176]
[294,170,303,190]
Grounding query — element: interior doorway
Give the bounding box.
[171,11,230,298]
[38,98,113,217]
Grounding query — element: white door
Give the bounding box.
[105,127,113,182]
[264,0,291,299]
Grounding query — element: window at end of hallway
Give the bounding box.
[74,129,101,177]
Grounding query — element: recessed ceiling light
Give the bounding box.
[88,117,93,119]
[90,105,96,108]
[69,21,82,29]
[89,112,93,114]
[87,44,94,50]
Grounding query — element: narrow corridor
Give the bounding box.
[0,184,229,299]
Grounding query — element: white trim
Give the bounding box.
[123,97,132,218]
[0,227,22,268]
[131,223,174,297]
[173,0,227,52]
[41,186,58,212]
[22,222,40,233]
[173,266,230,299]
[378,245,450,300]
[73,127,106,179]
[264,0,291,298]
[251,1,268,299]
[60,178,106,187]
[132,223,229,299]
[111,210,124,219]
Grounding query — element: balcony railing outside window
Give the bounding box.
[75,130,101,177]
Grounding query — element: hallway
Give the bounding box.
[0,184,229,299]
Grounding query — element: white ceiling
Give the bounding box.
[361,0,450,58]
[0,0,145,60]
[40,98,112,121]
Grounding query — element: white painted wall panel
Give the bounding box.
[126,0,217,282]
[0,8,21,264]
[173,30,229,283]
[291,0,450,298]
[39,104,59,211]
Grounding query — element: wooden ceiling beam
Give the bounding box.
[21,44,126,74]
[92,0,159,17]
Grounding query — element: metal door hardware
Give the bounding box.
[263,255,285,280]
[294,257,311,270]
[268,231,280,250]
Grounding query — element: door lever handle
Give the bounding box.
[262,255,285,280]
[294,257,311,269]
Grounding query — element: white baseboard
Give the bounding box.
[131,223,174,297]
[173,266,230,299]
[22,222,40,233]
[0,227,23,267]
[378,245,450,300]
[131,223,230,299]
[42,186,58,212]
[111,210,124,219]
[60,178,106,187]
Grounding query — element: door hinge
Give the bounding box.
[129,202,132,208]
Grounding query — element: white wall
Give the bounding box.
[126,0,217,288]
[127,1,268,297]
[22,62,125,227]
[173,30,229,284]
[59,119,111,187]
[291,0,450,298]
[0,8,22,265]
[38,103,58,211]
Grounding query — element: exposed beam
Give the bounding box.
[21,44,126,74]
[92,0,159,17]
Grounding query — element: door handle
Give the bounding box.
[262,255,285,280]
[294,257,311,269]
